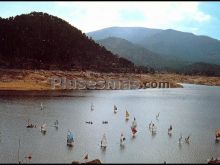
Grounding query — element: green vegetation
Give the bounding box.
[0,12,142,73]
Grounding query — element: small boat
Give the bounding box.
[132,117,137,128]
[216,130,220,140]
[150,123,157,134]
[24,154,32,163]
[102,121,108,124]
[131,118,137,136]
[54,120,59,129]
[26,119,35,128]
[85,121,93,124]
[207,157,220,164]
[114,105,117,114]
[91,103,94,111]
[26,124,35,128]
[120,133,126,146]
[40,103,44,110]
[67,130,74,147]
[156,112,160,120]
[168,125,172,135]
[101,134,107,149]
[125,110,129,121]
[40,123,47,134]
[83,153,89,162]
[178,134,183,144]
[185,135,190,143]
[149,121,153,129]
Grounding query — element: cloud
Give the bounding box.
[54,2,211,32]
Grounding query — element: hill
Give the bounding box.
[0,12,138,73]
[183,62,220,76]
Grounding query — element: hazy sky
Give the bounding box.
[0,1,220,40]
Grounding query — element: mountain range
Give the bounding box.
[0,12,219,76]
[87,27,220,75]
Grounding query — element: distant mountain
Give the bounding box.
[97,37,188,71]
[0,12,139,73]
[87,26,162,45]
[87,27,220,66]
[141,29,220,65]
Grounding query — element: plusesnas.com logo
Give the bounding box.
[49,76,170,90]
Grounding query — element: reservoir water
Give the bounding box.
[0,84,220,163]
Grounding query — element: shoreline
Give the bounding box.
[0,69,219,91]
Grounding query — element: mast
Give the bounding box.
[18,138,20,164]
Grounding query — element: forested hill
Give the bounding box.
[0,12,140,73]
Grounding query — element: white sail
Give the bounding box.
[131,118,137,128]
[101,134,107,148]
[41,123,47,133]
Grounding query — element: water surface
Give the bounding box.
[0,84,220,163]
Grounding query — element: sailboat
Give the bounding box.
[100,134,107,149]
[132,117,137,128]
[156,112,160,120]
[91,103,94,111]
[26,119,35,128]
[40,123,47,134]
[67,131,74,147]
[54,120,59,129]
[83,153,89,163]
[178,134,183,144]
[149,122,157,134]
[168,125,172,135]
[67,130,74,147]
[131,118,137,136]
[24,154,32,164]
[113,105,117,114]
[207,157,220,164]
[185,135,190,143]
[40,103,44,110]
[125,110,129,121]
[120,133,126,146]
[215,130,220,140]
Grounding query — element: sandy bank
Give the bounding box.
[0,69,219,91]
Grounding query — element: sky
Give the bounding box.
[0,1,220,40]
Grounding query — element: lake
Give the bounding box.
[0,84,220,163]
